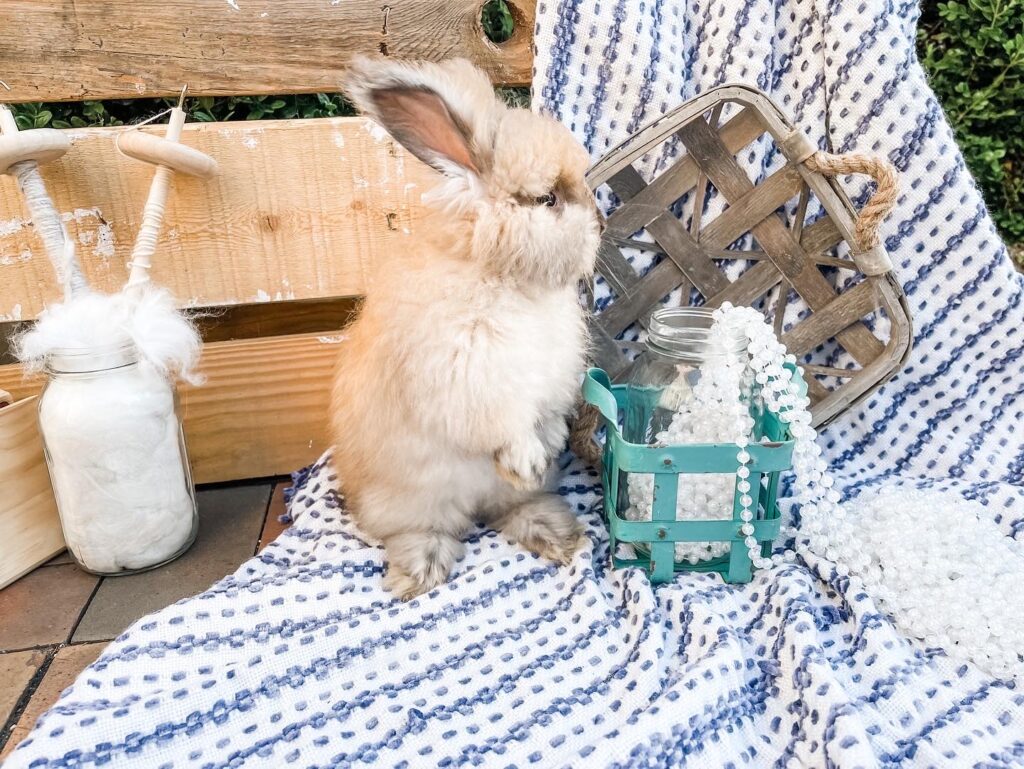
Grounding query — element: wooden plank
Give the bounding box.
[0,395,64,590]
[0,0,536,102]
[1,297,360,364]
[0,117,436,322]
[0,332,344,484]
[677,119,884,366]
[780,279,882,356]
[191,297,359,343]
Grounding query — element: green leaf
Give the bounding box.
[919,0,1024,243]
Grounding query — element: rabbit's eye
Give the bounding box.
[536,192,557,207]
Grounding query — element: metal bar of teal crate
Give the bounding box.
[649,473,679,582]
[608,517,781,542]
[608,438,794,473]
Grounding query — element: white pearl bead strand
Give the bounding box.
[625,303,1024,681]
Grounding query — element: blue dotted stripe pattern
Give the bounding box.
[8,452,1024,768]
[8,1,1024,767]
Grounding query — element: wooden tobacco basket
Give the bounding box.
[584,84,913,428]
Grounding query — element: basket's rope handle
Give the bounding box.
[569,401,603,466]
[804,151,899,251]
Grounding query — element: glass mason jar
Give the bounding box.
[37,340,198,575]
[620,307,753,564]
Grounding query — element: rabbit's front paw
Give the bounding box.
[494,438,549,491]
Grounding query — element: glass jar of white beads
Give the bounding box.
[37,340,198,575]
[621,307,755,565]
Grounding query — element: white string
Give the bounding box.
[112,107,175,159]
[116,106,183,288]
[126,166,173,287]
[12,161,88,299]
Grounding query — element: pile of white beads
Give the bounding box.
[856,487,1024,680]
[627,303,1024,681]
[624,316,756,564]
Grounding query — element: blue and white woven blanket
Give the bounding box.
[8,1,1024,767]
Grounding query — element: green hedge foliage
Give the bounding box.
[918,1,1024,243]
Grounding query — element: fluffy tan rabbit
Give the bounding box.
[331,57,602,600]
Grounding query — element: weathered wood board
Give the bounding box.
[0,332,343,485]
[0,0,536,102]
[0,395,65,589]
[0,117,437,322]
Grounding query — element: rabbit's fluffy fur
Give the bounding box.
[331,57,602,599]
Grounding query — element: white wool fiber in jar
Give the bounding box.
[39,361,195,572]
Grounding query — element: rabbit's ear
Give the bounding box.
[344,57,499,180]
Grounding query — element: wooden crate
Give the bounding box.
[0,0,536,485]
[586,84,912,426]
[0,392,64,588]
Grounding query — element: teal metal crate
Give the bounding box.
[582,365,806,584]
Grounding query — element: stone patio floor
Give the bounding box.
[0,478,291,760]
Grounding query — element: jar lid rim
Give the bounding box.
[646,306,746,359]
[46,338,139,373]
[48,339,136,357]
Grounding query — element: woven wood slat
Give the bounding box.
[595,240,641,297]
[800,216,845,256]
[699,165,804,249]
[585,84,912,426]
[606,166,728,297]
[705,261,783,309]
[604,109,765,237]
[596,258,690,339]
[780,278,883,357]
[803,374,834,403]
[674,117,885,367]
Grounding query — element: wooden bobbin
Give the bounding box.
[117,130,218,179]
[0,109,70,175]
